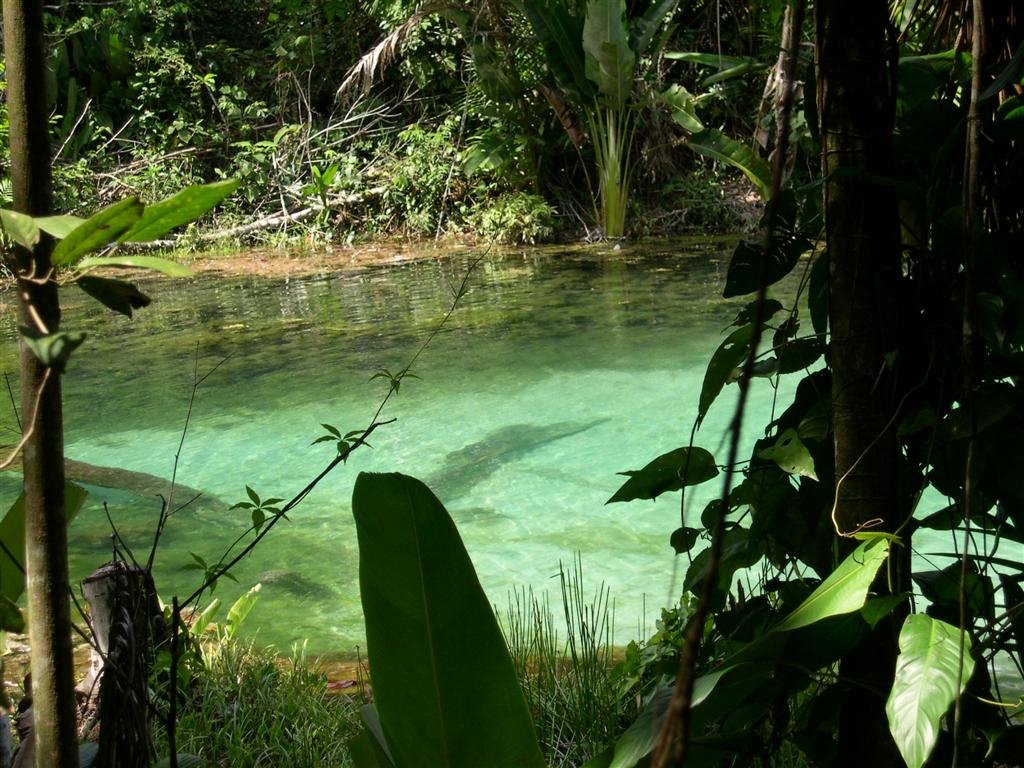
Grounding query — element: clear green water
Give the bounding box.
[0,243,1019,686]
[3,241,776,652]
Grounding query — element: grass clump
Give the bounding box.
[158,640,362,768]
[503,557,633,768]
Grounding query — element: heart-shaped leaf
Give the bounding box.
[607,446,718,503]
[886,614,974,768]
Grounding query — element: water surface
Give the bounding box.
[0,242,1015,687]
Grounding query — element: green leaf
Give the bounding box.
[697,324,754,428]
[0,481,88,604]
[225,583,261,639]
[757,428,818,481]
[0,209,41,249]
[0,594,25,633]
[52,197,143,266]
[583,0,635,108]
[660,84,705,133]
[352,472,545,768]
[628,0,675,56]
[18,326,87,373]
[663,51,750,69]
[193,598,221,633]
[670,526,701,554]
[349,705,397,768]
[808,252,829,335]
[686,129,772,200]
[120,179,240,242]
[723,234,809,298]
[886,615,974,768]
[607,446,718,503]
[75,255,193,277]
[34,215,85,239]
[774,539,890,632]
[77,275,152,318]
[521,1,593,103]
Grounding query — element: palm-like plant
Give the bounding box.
[522,0,676,237]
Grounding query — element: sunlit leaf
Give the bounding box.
[686,129,772,200]
[225,583,261,639]
[582,0,635,108]
[607,446,718,503]
[34,214,85,239]
[757,428,818,481]
[77,275,151,318]
[697,325,754,428]
[774,539,889,632]
[120,179,240,242]
[0,209,41,249]
[75,255,193,277]
[52,197,143,266]
[886,614,974,768]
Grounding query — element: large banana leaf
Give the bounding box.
[351,472,544,768]
[583,0,635,108]
[886,614,974,768]
[520,0,594,103]
[686,129,773,200]
[628,0,676,57]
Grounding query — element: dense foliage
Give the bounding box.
[0,0,782,243]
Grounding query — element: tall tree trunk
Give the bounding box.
[817,1,904,765]
[2,0,80,765]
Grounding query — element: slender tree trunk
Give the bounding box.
[2,1,80,765]
[817,1,904,765]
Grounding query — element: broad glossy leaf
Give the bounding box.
[670,526,701,554]
[77,275,152,318]
[76,255,193,277]
[757,428,818,481]
[19,326,87,373]
[660,84,704,133]
[583,0,635,108]
[723,233,809,299]
[0,481,88,603]
[886,615,974,768]
[777,337,824,374]
[0,209,41,249]
[352,473,544,768]
[120,179,239,242]
[774,539,889,632]
[685,527,763,595]
[34,214,85,239]
[663,51,749,68]
[52,197,143,266]
[686,129,772,200]
[697,324,753,429]
[521,0,593,103]
[607,446,718,503]
[225,583,261,639]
